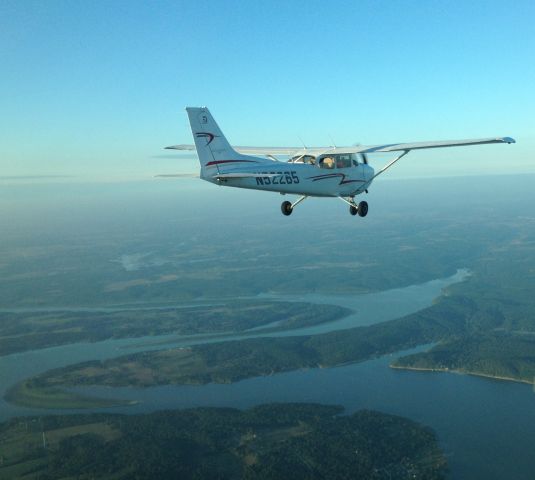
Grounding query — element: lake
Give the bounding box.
[1,269,534,479]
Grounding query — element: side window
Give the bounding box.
[289,154,316,164]
[335,154,352,169]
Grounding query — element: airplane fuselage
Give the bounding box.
[202,157,375,198]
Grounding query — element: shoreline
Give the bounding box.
[5,380,136,410]
[390,364,535,386]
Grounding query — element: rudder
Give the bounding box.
[186,107,243,176]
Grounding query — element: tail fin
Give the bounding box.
[186,107,245,176]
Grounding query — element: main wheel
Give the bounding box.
[349,205,358,216]
[281,201,293,216]
[358,201,368,217]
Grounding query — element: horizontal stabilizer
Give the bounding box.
[165,145,196,151]
[229,146,308,155]
[166,144,306,156]
[155,173,199,178]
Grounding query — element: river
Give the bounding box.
[1,268,534,479]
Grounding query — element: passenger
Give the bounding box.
[321,157,334,169]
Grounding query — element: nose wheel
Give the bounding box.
[357,201,368,217]
[342,197,368,217]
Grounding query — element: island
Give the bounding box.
[0,301,350,356]
[6,303,461,408]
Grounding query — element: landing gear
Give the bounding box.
[357,201,368,217]
[280,196,307,216]
[281,201,293,216]
[340,196,369,218]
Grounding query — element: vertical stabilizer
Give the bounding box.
[186,107,245,176]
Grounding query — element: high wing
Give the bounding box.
[359,137,515,153]
[166,137,514,157]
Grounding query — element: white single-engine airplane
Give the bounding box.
[167,107,515,217]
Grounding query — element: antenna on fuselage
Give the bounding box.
[353,142,368,164]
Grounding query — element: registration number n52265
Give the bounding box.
[255,171,299,185]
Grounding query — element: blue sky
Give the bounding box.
[1,0,534,179]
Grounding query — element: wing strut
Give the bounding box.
[370,150,409,181]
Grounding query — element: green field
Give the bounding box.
[0,418,122,480]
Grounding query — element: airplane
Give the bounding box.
[166,107,515,217]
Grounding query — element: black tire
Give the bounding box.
[349,205,358,216]
[358,201,368,217]
[281,201,293,216]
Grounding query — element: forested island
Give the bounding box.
[0,403,446,480]
[7,297,467,408]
